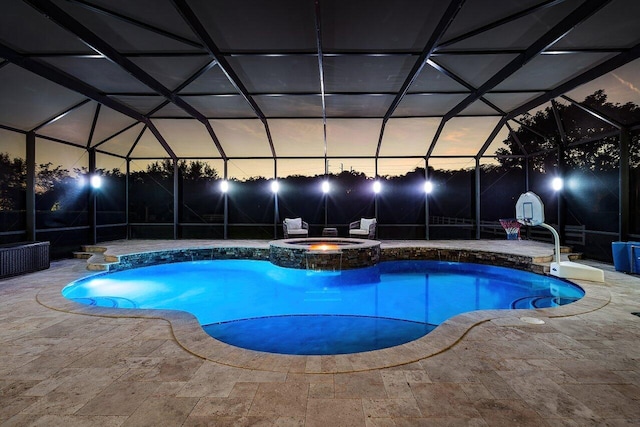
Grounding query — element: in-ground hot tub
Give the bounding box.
[270,238,380,270]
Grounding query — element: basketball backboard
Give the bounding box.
[515,192,545,226]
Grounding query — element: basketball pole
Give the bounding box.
[538,223,561,264]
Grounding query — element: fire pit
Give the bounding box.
[307,243,341,251]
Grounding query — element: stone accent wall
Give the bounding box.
[270,246,381,270]
[100,244,542,275]
[380,247,543,273]
[270,244,381,270]
[108,247,269,272]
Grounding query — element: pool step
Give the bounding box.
[75,245,119,271]
[80,245,108,253]
[72,251,93,260]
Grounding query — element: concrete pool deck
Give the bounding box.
[1,239,639,425]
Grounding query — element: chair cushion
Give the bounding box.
[287,228,308,236]
[284,218,302,230]
[349,228,369,236]
[360,218,376,231]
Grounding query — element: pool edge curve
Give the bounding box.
[38,243,611,374]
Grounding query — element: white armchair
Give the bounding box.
[349,218,376,239]
[283,217,309,238]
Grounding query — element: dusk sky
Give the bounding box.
[0,0,640,180]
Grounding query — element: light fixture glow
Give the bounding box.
[424,181,433,194]
[373,181,381,194]
[321,180,330,194]
[551,177,564,191]
[220,180,229,193]
[270,180,279,193]
[90,175,102,189]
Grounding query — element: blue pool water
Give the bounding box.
[62,260,584,355]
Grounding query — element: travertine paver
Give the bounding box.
[0,239,639,426]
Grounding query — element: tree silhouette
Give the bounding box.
[495,90,640,172]
[0,152,26,211]
[138,159,219,181]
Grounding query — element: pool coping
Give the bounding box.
[36,241,611,374]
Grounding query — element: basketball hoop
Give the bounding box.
[499,218,522,240]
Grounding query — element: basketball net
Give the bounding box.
[499,218,522,240]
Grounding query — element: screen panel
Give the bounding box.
[431,116,502,156]
[326,119,381,157]
[269,119,325,157]
[210,119,272,158]
[35,140,89,229]
[380,118,443,157]
[0,129,26,234]
[128,159,174,225]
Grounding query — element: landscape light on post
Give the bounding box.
[322,180,330,194]
[551,177,564,191]
[373,181,381,194]
[270,180,279,194]
[424,181,433,194]
[220,180,229,193]
[90,175,102,189]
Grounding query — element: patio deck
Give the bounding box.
[1,239,639,426]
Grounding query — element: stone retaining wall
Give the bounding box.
[96,244,543,275]
[380,247,544,273]
[108,247,269,272]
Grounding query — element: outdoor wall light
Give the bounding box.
[220,180,229,193]
[90,175,102,189]
[270,180,280,194]
[424,181,433,194]
[322,180,330,194]
[373,181,382,194]
[551,177,564,191]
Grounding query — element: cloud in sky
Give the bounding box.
[611,72,640,98]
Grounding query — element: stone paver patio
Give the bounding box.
[1,239,639,426]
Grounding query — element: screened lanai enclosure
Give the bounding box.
[1,0,640,260]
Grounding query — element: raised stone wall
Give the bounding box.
[96,242,543,275]
[108,247,269,272]
[269,239,381,270]
[380,247,543,273]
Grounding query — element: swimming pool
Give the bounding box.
[62,260,584,355]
